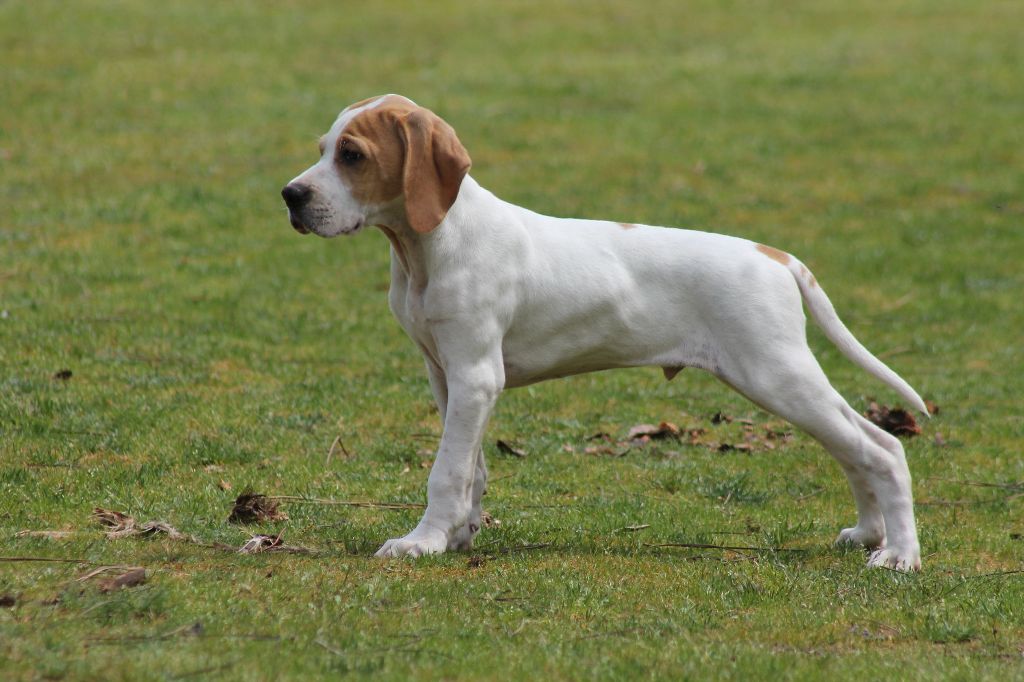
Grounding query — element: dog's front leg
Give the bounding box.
[423,362,489,551]
[375,357,501,558]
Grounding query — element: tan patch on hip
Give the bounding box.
[756,243,791,265]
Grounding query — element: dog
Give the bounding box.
[282,94,926,571]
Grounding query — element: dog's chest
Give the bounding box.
[388,268,440,361]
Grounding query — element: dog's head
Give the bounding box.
[282,95,471,237]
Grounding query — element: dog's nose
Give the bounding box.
[281,183,312,208]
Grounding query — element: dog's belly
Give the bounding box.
[500,313,721,389]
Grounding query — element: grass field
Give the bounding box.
[2,0,1023,679]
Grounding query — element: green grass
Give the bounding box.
[2,0,1023,679]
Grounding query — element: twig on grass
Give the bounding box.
[315,637,345,656]
[918,492,1023,507]
[0,556,92,564]
[270,496,424,510]
[645,542,806,553]
[923,476,1024,491]
[76,565,137,582]
[793,487,825,502]
[481,542,552,557]
[325,435,352,465]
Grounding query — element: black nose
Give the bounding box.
[281,183,312,208]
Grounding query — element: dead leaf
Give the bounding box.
[627,422,680,440]
[620,524,650,532]
[133,521,187,540]
[481,511,500,528]
[237,532,313,555]
[93,508,135,533]
[98,568,147,593]
[925,400,940,416]
[864,402,922,437]
[92,508,189,541]
[0,594,15,607]
[218,479,232,491]
[711,412,733,424]
[239,534,280,554]
[467,555,486,568]
[228,492,288,524]
[496,440,527,458]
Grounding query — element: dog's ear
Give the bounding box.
[397,109,471,234]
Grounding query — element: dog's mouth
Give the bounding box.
[289,213,363,238]
[289,215,310,234]
[340,219,364,235]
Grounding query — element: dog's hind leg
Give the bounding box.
[715,346,921,571]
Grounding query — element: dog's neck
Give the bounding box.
[372,175,494,288]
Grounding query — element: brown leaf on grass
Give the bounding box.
[77,565,147,592]
[496,439,527,458]
[627,422,680,441]
[0,593,15,607]
[237,532,313,555]
[218,479,232,491]
[53,369,72,381]
[925,400,940,416]
[864,402,922,437]
[467,555,486,568]
[133,521,188,540]
[93,508,135,533]
[481,511,501,528]
[92,508,188,540]
[711,412,733,424]
[228,492,288,525]
[97,568,147,593]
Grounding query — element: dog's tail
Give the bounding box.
[773,247,929,416]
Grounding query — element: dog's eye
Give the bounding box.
[340,148,364,165]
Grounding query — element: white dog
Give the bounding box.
[282,95,927,571]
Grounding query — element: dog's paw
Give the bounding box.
[867,546,921,572]
[447,519,481,552]
[374,528,448,558]
[835,525,886,549]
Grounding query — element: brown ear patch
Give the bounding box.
[398,109,472,233]
[337,98,471,233]
[335,100,414,206]
[756,243,791,265]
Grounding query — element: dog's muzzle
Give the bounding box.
[281,183,312,234]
